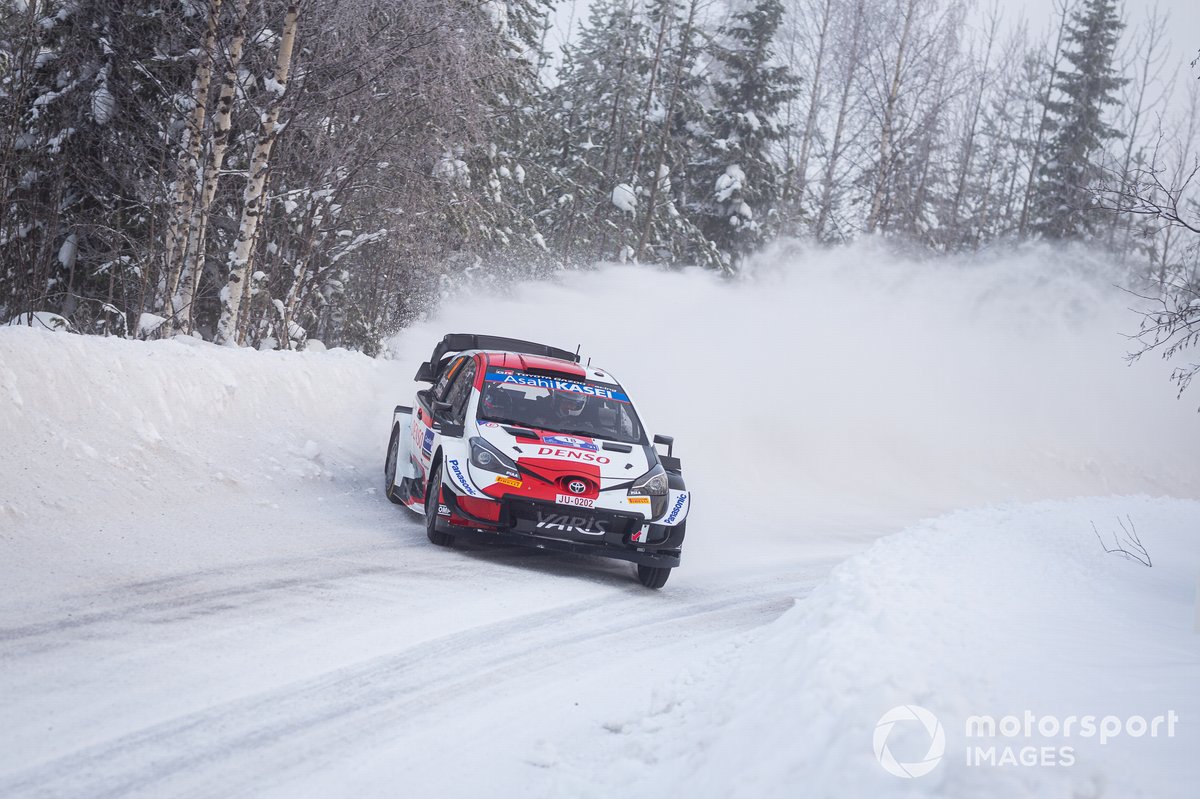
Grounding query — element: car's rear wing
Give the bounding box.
[414,333,580,383]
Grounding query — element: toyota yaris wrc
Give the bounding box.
[383,333,689,588]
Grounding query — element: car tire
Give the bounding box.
[425,463,454,547]
[637,564,671,589]
[384,427,404,505]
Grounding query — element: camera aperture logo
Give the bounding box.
[874,706,1179,778]
[873,705,946,778]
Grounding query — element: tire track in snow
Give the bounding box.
[0,525,451,651]
[0,563,826,799]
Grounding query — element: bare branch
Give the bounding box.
[1093,516,1152,567]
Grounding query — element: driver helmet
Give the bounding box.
[482,385,512,417]
[554,390,586,418]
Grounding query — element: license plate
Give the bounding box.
[556,494,594,508]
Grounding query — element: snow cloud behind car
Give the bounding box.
[388,241,1200,565]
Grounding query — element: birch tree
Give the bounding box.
[216,0,300,345]
[814,0,868,239]
[944,6,1001,245]
[861,0,963,235]
[178,0,251,333]
[161,0,224,322]
[780,0,835,223]
[1106,7,1171,257]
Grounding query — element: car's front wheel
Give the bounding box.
[424,463,454,547]
[637,564,671,589]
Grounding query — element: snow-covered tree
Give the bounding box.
[216,0,300,345]
[858,0,964,239]
[1033,0,1127,240]
[0,0,200,332]
[542,0,652,262]
[692,0,798,266]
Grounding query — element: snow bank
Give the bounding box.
[392,241,1200,566]
[0,327,390,597]
[566,496,1200,798]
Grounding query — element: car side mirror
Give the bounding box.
[653,433,674,457]
[415,361,435,383]
[431,400,463,438]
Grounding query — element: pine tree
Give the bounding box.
[630,0,721,268]
[466,0,559,269]
[1033,0,1127,240]
[692,0,798,267]
[544,0,651,262]
[0,0,199,333]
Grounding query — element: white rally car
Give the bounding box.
[384,334,689,588]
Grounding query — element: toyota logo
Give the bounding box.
[568,480,587,494]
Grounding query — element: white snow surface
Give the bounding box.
[568,497,1200,799]
[611,182,637,213]
[1,242,1197,796]
[5,311,73,333]
[714,164,745,201]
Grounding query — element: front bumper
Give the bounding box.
[438,491,684,567]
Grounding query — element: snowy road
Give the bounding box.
[0,486,832,798]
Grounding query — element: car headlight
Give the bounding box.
[629,464,668,496]
[469,437,520,480]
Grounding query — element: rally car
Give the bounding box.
[383,333,689,588]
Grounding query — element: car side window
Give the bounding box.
[446,359,477,422]
[434,357,464,401]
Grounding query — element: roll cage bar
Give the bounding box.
[414,333,580,383]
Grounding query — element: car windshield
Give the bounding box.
[477,368,645,444]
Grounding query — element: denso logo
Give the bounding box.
[536,447,610,464]
[447,458,478,496]
[664,492,688,524]
[536,511,608,535]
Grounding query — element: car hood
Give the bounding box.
[473,421,651,482]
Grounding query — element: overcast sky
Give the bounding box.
[1004,0,1197,99]
[548,0,1198,117]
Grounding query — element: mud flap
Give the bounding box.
[658,488,689,526]
[391,405,418,496]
